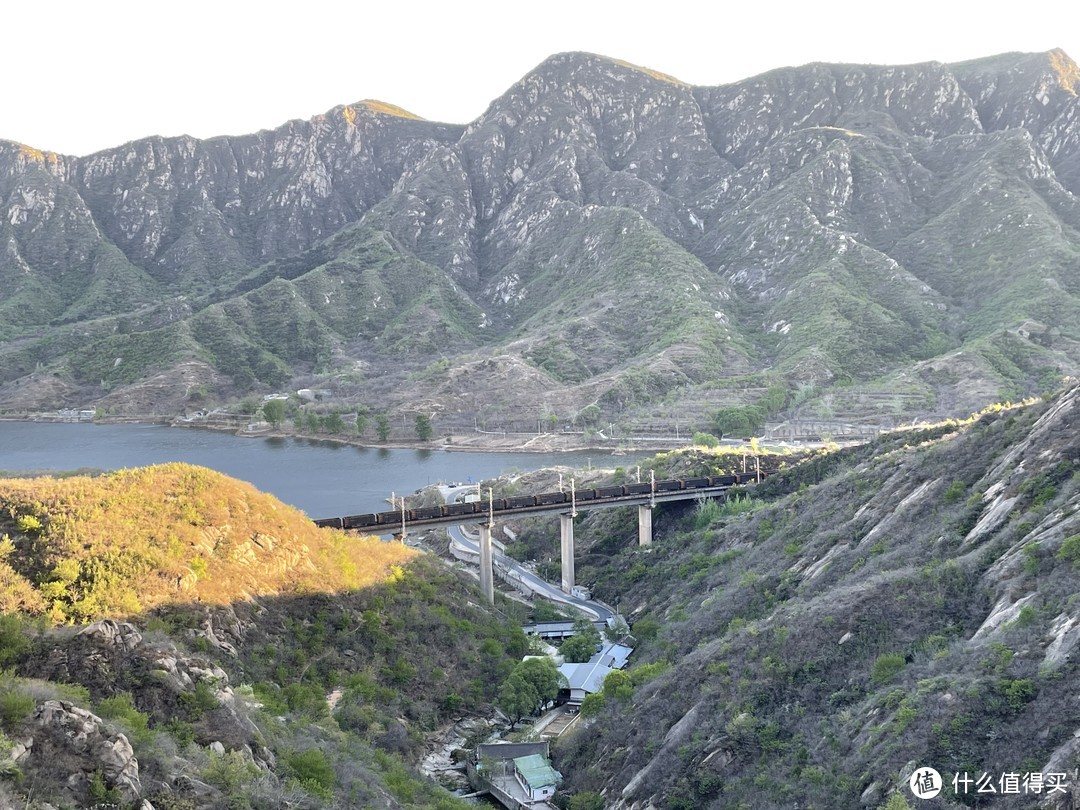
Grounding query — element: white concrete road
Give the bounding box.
[447,524,614,624]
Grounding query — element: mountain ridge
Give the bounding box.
[2,49,1079,437]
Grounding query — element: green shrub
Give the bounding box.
[89,769,121,804]
[602,670,633,699]
[0,690,35,732]
[164,718,195,747]
[570,792,606,810]
[1010,605,1038,629]
[285,748,335,800]
[692,432,720,448]
[15,515,43,535]
[178,680,219,719]
[0,616,31,668]
[633,617,660,641]
[1058,534,1080,568]
[96,692,153,745]
[942,480,966,504]
[870,653,906,685]
[1023,542,1041,575]
[579,693,606,718]
[202,750,258,794]
[630,661,670,685]
[997,678,1035,712]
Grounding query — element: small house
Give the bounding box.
[512,753,561,803]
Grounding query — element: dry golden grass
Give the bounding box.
[611,58,687,87]
[0,463,415,623]
[357,100,425,120]
[1049,48,1080,96]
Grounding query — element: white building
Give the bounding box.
[512,753,561,803]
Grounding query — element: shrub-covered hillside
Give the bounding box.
[0,464,527,809]
[557,384,1080,809]
[0,462,414,621]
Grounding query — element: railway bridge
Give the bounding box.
[314,472,761,605]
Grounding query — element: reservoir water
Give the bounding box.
[0,422,643,518]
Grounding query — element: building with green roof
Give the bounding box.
[512,753,562,803]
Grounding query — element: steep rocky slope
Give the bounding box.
[556,382,1080,809]
[2,51,1080,430]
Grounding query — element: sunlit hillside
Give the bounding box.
[0,463,413,622]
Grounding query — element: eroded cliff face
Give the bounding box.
[555,383,1080,809]
[2,50,1080,425]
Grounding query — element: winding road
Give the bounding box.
[446,524,614,623]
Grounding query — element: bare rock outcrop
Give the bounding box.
[32,699,142,805]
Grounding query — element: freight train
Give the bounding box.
[313,472,759,531]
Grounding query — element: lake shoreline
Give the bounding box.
[0,412,694,457]
[162,418,683,458]
[0,422,657,516]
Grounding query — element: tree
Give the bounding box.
[560,619,602,663]
[261,399,286,427]
[710,406,765,438]
[579,692,606,718]
[355,407,369,437]
[515,657,564,710]
[602,669,633,700]
[496,657,565,727]
[497,672,538,728]
[692,431,719,448]
[577,404,601,426]
[322,411,345,434]
[415,413,433,442]
[375,414,391,442]
[604,615,630,642]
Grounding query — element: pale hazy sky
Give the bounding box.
[5,1,1078,156]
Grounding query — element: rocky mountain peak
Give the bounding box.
[2,49,1080,430]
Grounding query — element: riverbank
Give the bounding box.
[3,411,674,455]
[174,418,682,456]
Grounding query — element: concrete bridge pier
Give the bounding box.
[560,513,575,594]
[479,524,495,605]
[638,504,653,546]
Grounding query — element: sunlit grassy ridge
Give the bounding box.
[0,463,414,622]
[358,100,425,120]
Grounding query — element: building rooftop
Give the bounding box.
[558,642,634,694]
[514,754,562,789]
[477,741,549,761]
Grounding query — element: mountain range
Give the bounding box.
[2,50,1080,432]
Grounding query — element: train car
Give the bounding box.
[655,479,683,492]
[595,485,623,499]
[683,477,711,489]
[443,502,477,517]
[736,472,759,485]
[342,513,377,530]
[536,491,567,506]
[623,482,652,495]
[505,494,537,509]
[575,488,598,501]
[710,475,738,487]
[313,516,343,529]
[411,505,443,521]
[374,510,402,525]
